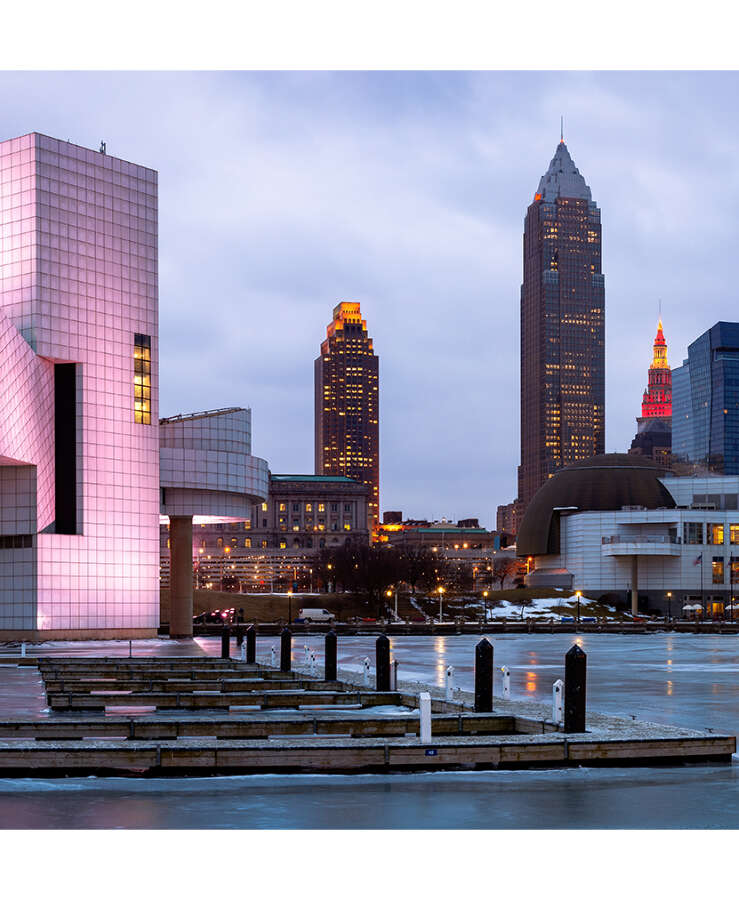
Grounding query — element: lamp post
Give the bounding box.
[437,586,445,623]
[483,589,489,623]
[327,563,333,594]
[287,589,292,626]
[222,545,231,590]
[575,590,582,624]
[666,591,672,623]
[386,588,392,621]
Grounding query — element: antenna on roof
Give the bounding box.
[99,140,106,155]
[560,116,564,143]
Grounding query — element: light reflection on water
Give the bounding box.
[2,633,739,829]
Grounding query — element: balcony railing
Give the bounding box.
[602,535,681,545]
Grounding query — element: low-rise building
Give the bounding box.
[517,453,739,616]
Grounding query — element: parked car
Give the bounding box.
[298,608,335,623]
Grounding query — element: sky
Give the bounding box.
[1,70,738,528]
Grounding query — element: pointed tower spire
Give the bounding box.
[560,115,564,143]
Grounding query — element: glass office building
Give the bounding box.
[671,322,739,474]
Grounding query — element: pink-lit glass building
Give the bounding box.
[0,133,159,638]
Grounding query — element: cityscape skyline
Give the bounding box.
[4,72,739,526]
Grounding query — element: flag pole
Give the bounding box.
[701,554,705,617]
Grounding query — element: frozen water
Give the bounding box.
[1,633,738,828]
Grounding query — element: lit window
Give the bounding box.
[133,333,151,424]
[318,503,325,512]
[708,524,725,545]
[279,502,286,512]
[244,520,251,530]
[730,525,739,545]
[244,538,251,548]
[261,503,268,512]
[712,557,725,584]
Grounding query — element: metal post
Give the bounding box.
[419,691,432,744]
[221,625,231,659]
[246,624,256,664]
[394,588,398,621]
[390,659,398,691]
[445,665,455,701]
[20,642,26,658]
[501,665,510,700]
[363,657,371,685]
[376,633,391,691]
[474,637,494,712]
[309,650,316,677]
[280,626,292,672]
[240,640,246,662]
[128,640,132,659]
[564,644,587,733]
[270,646,276,668]
[325,630,337,681]
[552,679,564,724]
[304,644,309,664]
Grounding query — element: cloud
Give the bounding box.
[2,70,738,525]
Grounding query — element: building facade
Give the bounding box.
[629,320,672,463]
[517,140,605,513]
[671,322,739,474]
[160,473,369,591]
[0,133,159,638]
[517,454,739,616]
[315,302,379,530]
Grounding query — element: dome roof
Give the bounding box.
[516,454,676,557]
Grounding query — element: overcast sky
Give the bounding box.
[2,70,737,527]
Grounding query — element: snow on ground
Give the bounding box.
[486,595,615,621]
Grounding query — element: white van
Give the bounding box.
[298,608,335,623]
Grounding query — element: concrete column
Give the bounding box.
[170,515,194,638]
[631,556,639,617]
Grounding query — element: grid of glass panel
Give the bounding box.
[133,333,151,424]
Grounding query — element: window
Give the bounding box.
[331,503,338,512]
[279,502,286,512]
[133,333,151,424]
[244,538,251,548]
[730,525,739,544]
[306,503,313,512]
[318,503,325,513]
[261,540,268,548]
[244,520,251,530]
[731,557,739,585]
[217,538,223,548]
[293,503,299,512]
[344,523,351,531]
[344,504,351,512]
[261,503,268,512]
[279,540,287,549]
[708,524,724,545]
[683,522,704,544]
[712,556,725,584]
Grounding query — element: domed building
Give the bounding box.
[516,453,739,617]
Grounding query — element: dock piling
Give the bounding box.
[376,634,391,692]
[280,627,292,672]
[390,659,398,691]
[221,626,231,660]
[270,646,276,668]
[474,638,494,712]
[246,625,256,664]
[309,650,316,677]
[501,666,511,700]
[445,665,455,701]
[363,657,371,685]
[325,630,337,681]
[564,644,587,733]
[419,692,432,743]
[552,679,564,724]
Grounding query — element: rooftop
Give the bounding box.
[536,141,592,202]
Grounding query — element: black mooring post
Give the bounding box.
[474,637,494,712]
[325,629,337,682]
[245,624,256,664]
[564,644,587,733]
[376,633,391,691]
[280,626,292,672]
[221,625,231,659]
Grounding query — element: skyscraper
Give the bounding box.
[629,320,672,463]
[0,133,159,637]
[315,302,379,530]
[517,139,605,511]
[671,321,739,474]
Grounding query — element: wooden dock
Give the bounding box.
[0,655,732,775]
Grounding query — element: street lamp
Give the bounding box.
[666,591,672,623]
[437,586,445,624]
[483,589,489,623]
[575,590,582,624]
[287,589,293,625]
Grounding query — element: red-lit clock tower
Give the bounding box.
[629,320,672,463]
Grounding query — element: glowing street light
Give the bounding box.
[575,590,582,623]
[437,586,445,624]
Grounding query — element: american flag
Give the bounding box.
[693,553,703,566]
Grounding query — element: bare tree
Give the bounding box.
[490,557,517,590]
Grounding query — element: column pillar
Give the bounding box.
[170,515,194,638]
[631,556,638,617]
